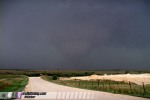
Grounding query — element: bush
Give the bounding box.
[52,75,58,80]
[125,70,129,74]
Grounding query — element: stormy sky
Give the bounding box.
[1,0,150,70]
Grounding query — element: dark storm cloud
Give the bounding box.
[1,0,150,70]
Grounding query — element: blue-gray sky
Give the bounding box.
[1,0,150,70]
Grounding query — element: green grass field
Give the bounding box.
[41,75,150,98]
[0,75,28,92]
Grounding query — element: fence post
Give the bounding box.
[92,81,93,87]
[75,80,76,85]
[102,83,104,90]
[117,82,120,92]
[72,80,74,85]
[129,82,132,93]
[98,80,100,87]
[109,83,111,89]
[79,80,80,86]
[81,81,83,87]
[108,83,111,91]
[142,82,146,95]
[72,80,73,85]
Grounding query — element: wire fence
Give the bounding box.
[54,80,150,98]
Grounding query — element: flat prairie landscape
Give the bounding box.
[0,70,150,99]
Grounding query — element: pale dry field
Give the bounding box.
[63,74,150,85]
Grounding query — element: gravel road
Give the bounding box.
[23,77,149,100]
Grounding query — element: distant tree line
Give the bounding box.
[22,72,95,77]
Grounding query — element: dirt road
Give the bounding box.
[24,77,149,100]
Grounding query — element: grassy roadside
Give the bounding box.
[41,75,150,98]
[0,75,29,92]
